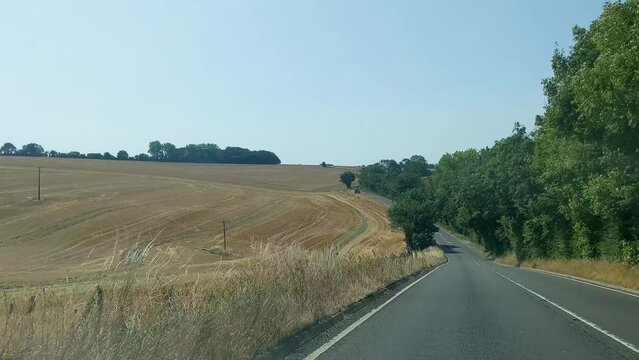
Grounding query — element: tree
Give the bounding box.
[388,188,439,252]
[19,143,45,157]
[0,142,16,155]
[163,142,177,162]
[117,150,129,160]
[86,153,103,159]
[135,153,150,161]
[103,152,116,160]
[358,155,430,198]
[340,171,356,189]
[320,161,327,168]
[148,141,164,161]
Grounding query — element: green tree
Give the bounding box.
[19,143,45,157]
[135,153,150,161]
[339,171,356,189]
[117,150,129,160]
[148,141,164,161]
[388,188,438,251]
[163,142,178,161]
[0,142,16,155]
[103,152,116,160]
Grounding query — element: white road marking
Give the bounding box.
[473,260,639,355]
[303,259,449,360]
[493,262,639,299]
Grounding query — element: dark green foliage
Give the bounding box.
[0,142,16,155]
[431,125,537,258]
[86,153,103,160]
[361,155,436,252]
[430,1,639,264]
[148,141,164,161]
[18,143,45,157]
[0,141,281,165]
[146,142,281,165]
[135,153,151,161]
[388,188,438,251]
[339,171,356,189]
[116,150,129,160]
[359,155,430,199]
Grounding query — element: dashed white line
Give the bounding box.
[473,260,639,355]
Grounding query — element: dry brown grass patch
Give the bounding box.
[496,254,639,291]
[1,244,445,359]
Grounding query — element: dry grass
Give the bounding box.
[0,244,445,359]
[438,224,639,292]
[0,157,403,287]
[498,255,639,291]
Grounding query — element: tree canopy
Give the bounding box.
[388,188,439,252]
[428,1,639,264]
[0,141,281,165]
[358,155,431,199]
[364,1,639,263]
[339,171,356,189]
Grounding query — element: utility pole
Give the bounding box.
[222,220,229,251]
[37,167,41,201]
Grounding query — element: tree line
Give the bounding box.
[431,1,638,264]
[0,141,281,165]
[360,1,639,264]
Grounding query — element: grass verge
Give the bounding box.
[1,244,444,359]
[497,254,639,291]
[438,224,639,292]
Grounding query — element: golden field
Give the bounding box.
[0,156,404,288]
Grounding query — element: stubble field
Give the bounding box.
[0,156,404,288]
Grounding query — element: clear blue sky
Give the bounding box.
[1,0,607,165]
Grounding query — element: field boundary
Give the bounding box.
[255,255,448,359]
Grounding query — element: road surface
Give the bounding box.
[295,230,639,360]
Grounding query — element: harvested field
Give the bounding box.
[0,157,404,288]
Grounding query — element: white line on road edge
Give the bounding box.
[440,227,639,299]
[493,261,639,299]
[473,260,639,355]
[303,258,449,360]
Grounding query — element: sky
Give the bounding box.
[1,0,608,165]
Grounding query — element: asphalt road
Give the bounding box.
[298,230,639,360]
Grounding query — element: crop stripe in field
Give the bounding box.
[473,260,639,355]
[303,258,449,360]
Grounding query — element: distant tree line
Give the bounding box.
[363,1,639,265]
[0,141,281,165]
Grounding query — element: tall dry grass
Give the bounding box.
[498,254,639,291]
[1,244,444,359]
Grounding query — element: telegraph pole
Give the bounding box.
[222,220,228,251]
[37,167,41,201]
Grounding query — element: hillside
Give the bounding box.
[0,157,404,287]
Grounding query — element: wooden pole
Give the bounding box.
[222,220,227,251]
[37,167,41,200]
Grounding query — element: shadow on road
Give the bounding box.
[439,244,461,254]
